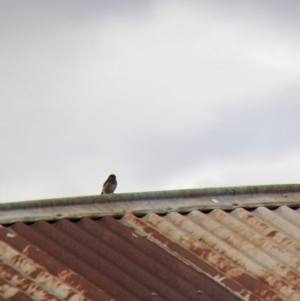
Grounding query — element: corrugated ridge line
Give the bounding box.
[180,211,300,300]
[124,208,300,301]
[68,218,206,300]
[95,216,241,301]
[11,222,122,301]
[231,208,300,255]
[0,225,113,301]
[254,207,300,242]
[122,214,269,301]
[52,216,237,301]
[278,206,300,228]
[0,239,79,301]
[145,212,293,300]
[183,211,300,286]
[208,209,300,273]
[145,211,300,300]
[54,218,190,301]
[1,184,300,209]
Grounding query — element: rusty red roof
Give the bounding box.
[0,184,300,300]
[1,217,240,301]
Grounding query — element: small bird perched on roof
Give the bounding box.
[101,174,117,195]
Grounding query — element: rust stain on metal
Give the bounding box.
[0,241,89,300]
[233,208,273,234]
[186,211,300,290]
[0,223,113,301]
[0,264,59,300]
[210,209,300,275]
[267,231,278,238]
[123,209,300,301]
[234,208,300,253]
[94,217,235,300]
[123,214,274,301]
[0,284,18,299]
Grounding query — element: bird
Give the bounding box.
[101,174,117,195]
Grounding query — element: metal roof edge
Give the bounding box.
[1,183,300,210]
[1,184,300,225]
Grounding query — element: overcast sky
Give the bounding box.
[1,1,300,202]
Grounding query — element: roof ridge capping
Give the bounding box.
[1,183,300,211]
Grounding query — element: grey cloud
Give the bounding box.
[130,89,300,186]
[1,0,300,202]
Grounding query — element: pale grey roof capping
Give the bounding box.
[1,184,300,224]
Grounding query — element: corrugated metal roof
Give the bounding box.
[0,184,300,300]
[123,206,300,301]
[0,217,240,301]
